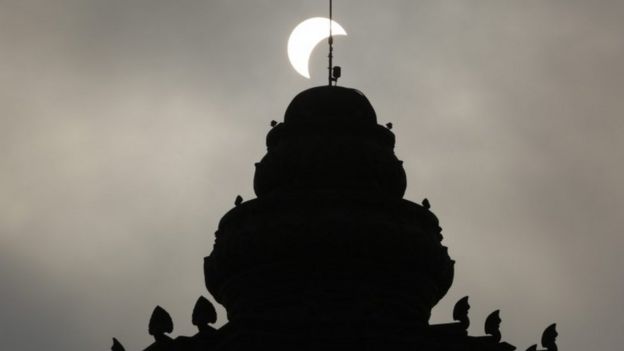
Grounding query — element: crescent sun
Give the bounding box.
[288,17,347,79]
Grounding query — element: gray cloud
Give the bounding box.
[1,1,622,350]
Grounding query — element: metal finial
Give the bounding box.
[328,0,334,86]
[327,0,342,86]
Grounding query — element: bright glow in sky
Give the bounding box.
[0,1,623,351]
[287,17,347,78]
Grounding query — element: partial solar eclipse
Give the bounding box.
[287,17,347,79]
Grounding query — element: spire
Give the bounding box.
[328,0,342,86]
[328,0,333,86]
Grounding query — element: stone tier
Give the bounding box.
[204,190,454,328]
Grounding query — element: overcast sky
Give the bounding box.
[1,1,623,350]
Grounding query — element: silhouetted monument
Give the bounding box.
[112,86,557,350]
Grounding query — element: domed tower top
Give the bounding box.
[284,86,377,126]
[255,85,405,198]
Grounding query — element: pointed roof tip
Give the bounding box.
[149,305,174,336]
[422,198,431,210]
[235,195,243,206]
[455,295,469,307]
[192,295,217,326]
[111,337,125,351]
[484,310,502,336]
[486,309,501,319]
[544,323,557,332]
[453,296,470,321]
[541,323,558,347]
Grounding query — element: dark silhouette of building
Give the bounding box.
[112,85,557,350]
